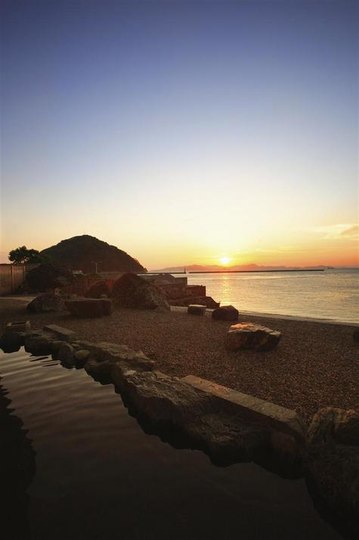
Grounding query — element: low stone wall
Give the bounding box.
[182,375,306,441]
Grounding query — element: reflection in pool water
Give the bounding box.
[0,349,343,540]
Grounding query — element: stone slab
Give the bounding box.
[6,321,31,333]
[182,375,306,441]
[43,324,77,342]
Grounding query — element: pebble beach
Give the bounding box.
[0,297,358,422]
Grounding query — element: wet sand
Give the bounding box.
[1,297,358,422]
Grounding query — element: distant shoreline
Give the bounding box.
[188,268,325,274]
[145,268,326,275]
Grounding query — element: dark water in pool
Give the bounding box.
[0,349,342,540]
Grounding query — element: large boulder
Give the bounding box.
[185,412,268,466]
[85,280,112,298]
[26,293,65,313]
[65,298,112,318]
[84,342,154,383]
[111,369,215,426]
[212,305,239,321]
[305,407,359,538]
[0,330,24,353]
[0,322,30,352]
[307,407,359,447]
[24,332,54,356]
[25,263,73,292]
[112,273,170,310]
[305,442,359,538]
[110,368,276,468]
[56,342,75,366]
[226,323,281,352]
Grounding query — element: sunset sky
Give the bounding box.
[1,0,358,269]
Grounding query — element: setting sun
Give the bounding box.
[219,256,232,266]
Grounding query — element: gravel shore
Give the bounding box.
[1,298,358,422]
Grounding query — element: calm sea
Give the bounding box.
[188,269,359,324]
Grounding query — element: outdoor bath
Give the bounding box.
[0,347,343,540]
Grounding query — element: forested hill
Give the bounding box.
[41,235,146,273]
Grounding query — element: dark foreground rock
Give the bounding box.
[112,273,170,310]
[0,330,24,353]
[65,298,112,318]
[305,407,359,538]
[353,328,359,343]
[56,342,75,366]
[111,368,303,472]
[212,305,239,321]
[73,349,90,368]
[24,332,54,356]
[83,341,154,383]
[0,322,31,352]
[226,322,281,351]
[27,293,65,313]
[307,407,359,446]
[112,368,215,425]
[305,443,359,539]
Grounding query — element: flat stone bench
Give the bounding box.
[182,374,306,441]
[188,304,206,316]
[43,324,77,342]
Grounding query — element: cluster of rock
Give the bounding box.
[25,273,171,317]
[0,322,358,536]
[143,274,220,309]
[111,273,170,311]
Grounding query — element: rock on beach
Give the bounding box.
[226,322,281,352]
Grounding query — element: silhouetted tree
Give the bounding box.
[8,246,46,264]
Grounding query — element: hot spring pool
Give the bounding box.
[0,348,342,540]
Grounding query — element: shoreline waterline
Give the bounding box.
[172,305,359,327]
[1,293,358,327]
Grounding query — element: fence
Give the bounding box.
[0,264,38,296]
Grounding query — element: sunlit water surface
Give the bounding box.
[189,269,359,323]
[0,349,343,540]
